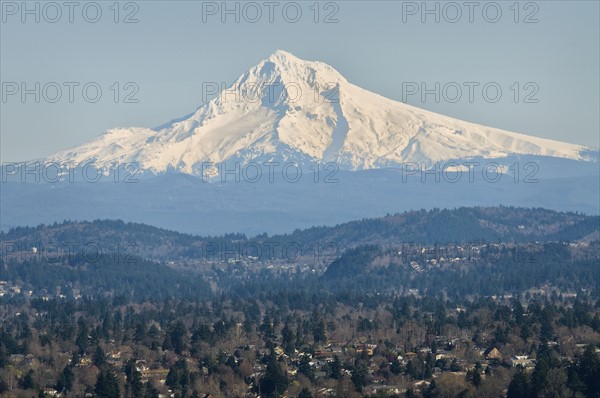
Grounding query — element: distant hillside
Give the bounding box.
[1,207,597,262]
[276,206,599,247]
[0,253,211,301]
[319,241,600,296]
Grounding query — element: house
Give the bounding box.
[357,344,377,356]
[141,368,170,382]
[314,347,333,358]
[368,385,405,395]
[483,347,502,361]
[9,354,25,363]
[274,346,285,358]
[511,355,536,369]
[317,388,335,396]
[413,380,430,389]
[435,351,454,361]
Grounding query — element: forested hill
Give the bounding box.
[276,207,599,247]
[1,207,598,261]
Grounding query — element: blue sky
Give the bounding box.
[1,0,599,162]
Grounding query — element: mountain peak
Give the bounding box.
[247,50,346,91]
[265,49,299,62]
[43,51,594,174]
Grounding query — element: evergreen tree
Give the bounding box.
[330,355,342,379]
[168,321,187,355]
[312,319,326,344]
[56,365,74,393]
[350,363,369,392]
[281,322,295,353]
[95,369,120,398]
[0,344,8,368]
[0,378,8,394]
[144,381,159,398]
[298,387,313,398]
[298,355,315,382]
[466,368,482,387]
[259,351,289,398]
[125,359,144,398]
[93,345,106,367]
[575,345,600,397]
[162,334,174,351]
[20,369,36,390]
[507,370,532,398]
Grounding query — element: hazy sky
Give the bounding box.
[1,0,599,162]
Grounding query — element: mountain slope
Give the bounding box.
[43,50,595,173]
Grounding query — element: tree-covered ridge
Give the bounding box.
[320,242,600,296]
[1,207,598,262]
[282,207,598,246]
[1,253,210,301]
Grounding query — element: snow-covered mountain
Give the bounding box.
[44,50,595,174]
